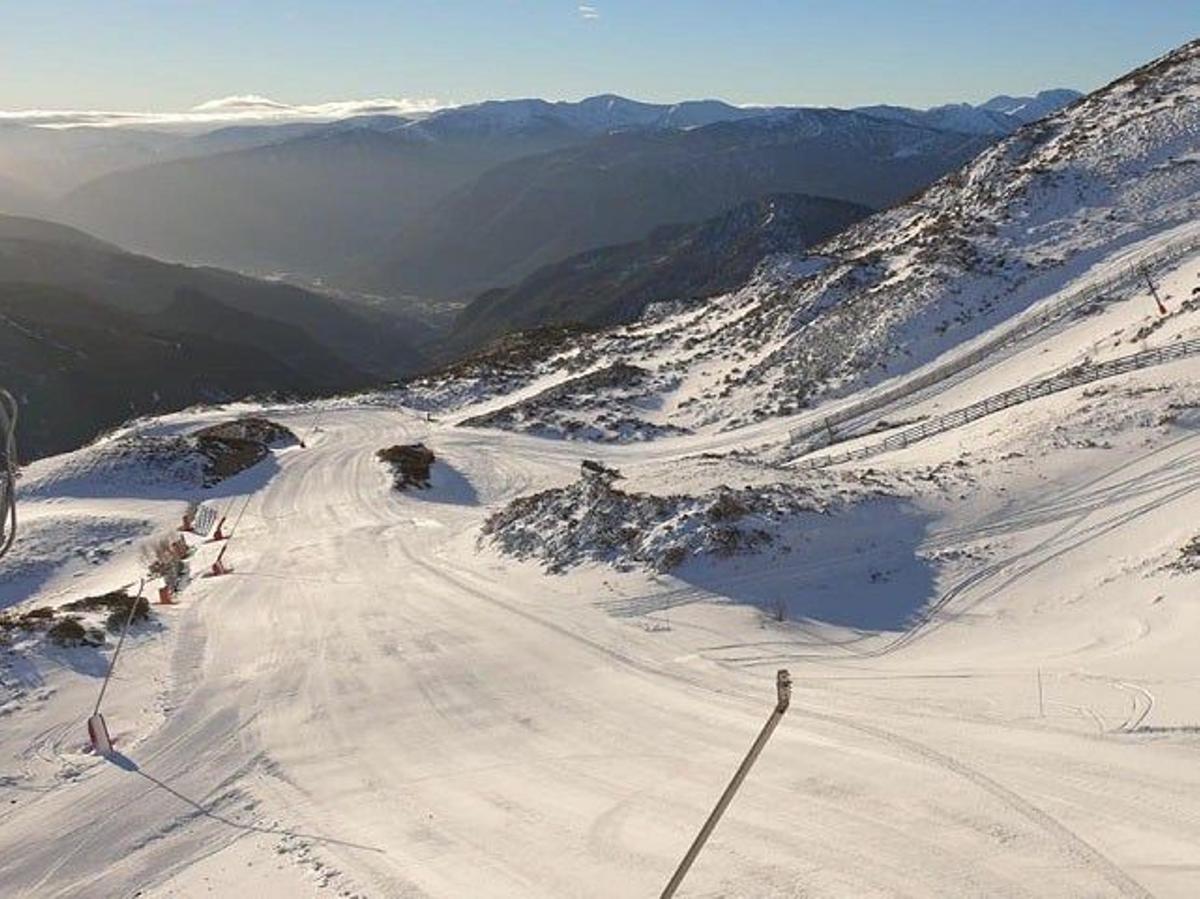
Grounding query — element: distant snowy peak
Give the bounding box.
[410,94,760,138]
[859,88,1081,136]
[653,99,766,129]
[564,94,667,129]
[406,90,1077,142]
[859,103,1012,136]
[978,88,1083,122]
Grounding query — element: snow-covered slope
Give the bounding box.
[2,41,1200,899]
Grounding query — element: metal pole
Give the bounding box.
[227,489,255,539]
[661,670,792,899]
[0,388,19,561]
[1142,266,1167,316]
[93,579,146,717]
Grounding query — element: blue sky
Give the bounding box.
[1,1,1197,112]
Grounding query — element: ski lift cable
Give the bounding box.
[0,389,18,561]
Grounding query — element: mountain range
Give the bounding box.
[0,88,1084,459]
[4,36,1199,899]
[1,90,1078,297]
[361,109,1004,301]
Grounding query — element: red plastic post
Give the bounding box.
[87,713,113,755]
[206,545,232,577]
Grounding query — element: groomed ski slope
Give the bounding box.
[2,255,1200,897]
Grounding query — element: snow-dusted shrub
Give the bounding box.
[62,590,151,632]
[0,606,55,633]
[1,589,152,653]
[19,422,286,496]
[398,324,596,413]
[46,616,104,648]
[459,362,688,443]
[482,467,826,574]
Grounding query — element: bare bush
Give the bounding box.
[377,443,436,490]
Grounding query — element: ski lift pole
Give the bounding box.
[92,579,146,719]
[661,669,792,899]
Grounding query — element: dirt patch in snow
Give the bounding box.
[194,416,298,448]
[191,417,298,485]
[1169,535,1200,573]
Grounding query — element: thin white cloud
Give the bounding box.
[0,95,446,130]
[190,95,296,113]
[578,4,600,20]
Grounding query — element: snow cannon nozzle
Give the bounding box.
[776,669,792,712]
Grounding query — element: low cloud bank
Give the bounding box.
[0,95,445,130]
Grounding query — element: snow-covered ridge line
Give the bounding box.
[792,334,1200,469]
[786,232,1200,450]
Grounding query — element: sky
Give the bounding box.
[0,0,1197,124]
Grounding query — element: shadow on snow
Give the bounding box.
[671,498,938,632]
[409,460,480,507]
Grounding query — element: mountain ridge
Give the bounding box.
[450,192,871,350]
[0,214,426,458]
[359,107,1007,299]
